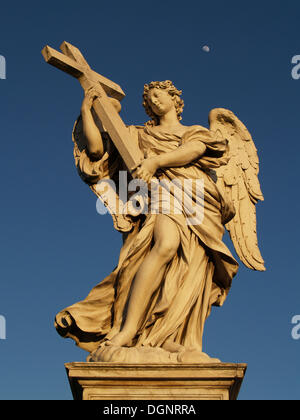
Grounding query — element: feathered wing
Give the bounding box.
[209,108,265,271]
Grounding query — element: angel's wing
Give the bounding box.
[209,108,265,271]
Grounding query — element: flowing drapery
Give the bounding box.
[55,125,239,354]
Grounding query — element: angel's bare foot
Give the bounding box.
[162,340,185,353]
[105,329,135,347]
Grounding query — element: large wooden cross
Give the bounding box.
[42,41,143,172]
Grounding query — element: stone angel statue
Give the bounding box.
[55,80,265,363]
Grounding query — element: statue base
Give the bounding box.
[65,362,247,401]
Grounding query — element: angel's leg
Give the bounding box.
[107,214,180,347]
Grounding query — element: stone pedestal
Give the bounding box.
[65,362,247,401]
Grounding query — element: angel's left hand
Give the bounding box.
[132,157,160,183]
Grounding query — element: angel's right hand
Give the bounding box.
[81,88,99,114]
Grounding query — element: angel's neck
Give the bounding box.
[158,109,181,129]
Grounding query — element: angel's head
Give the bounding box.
[143,80,184,126]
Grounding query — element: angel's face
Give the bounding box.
[147,88,175,117]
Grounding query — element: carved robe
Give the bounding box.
[55,124,239,354]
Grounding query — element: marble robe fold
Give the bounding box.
[55,125,239,353]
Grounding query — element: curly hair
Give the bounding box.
[142,80,184,126]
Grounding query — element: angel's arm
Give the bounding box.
[81,91,104,160]
[81,91,105,160]
[157,141,206,168]
[133,141,206,182]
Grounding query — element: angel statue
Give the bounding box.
[55,80,265,363]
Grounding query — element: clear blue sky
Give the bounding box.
[0,0,299,400]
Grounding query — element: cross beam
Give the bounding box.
[42,41,143,172]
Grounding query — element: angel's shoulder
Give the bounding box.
[126,124,145,136]
[127,124,144,132]
[188,124,210,132]
[182,124,212,140]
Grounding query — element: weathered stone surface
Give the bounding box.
[65,362,247,401]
